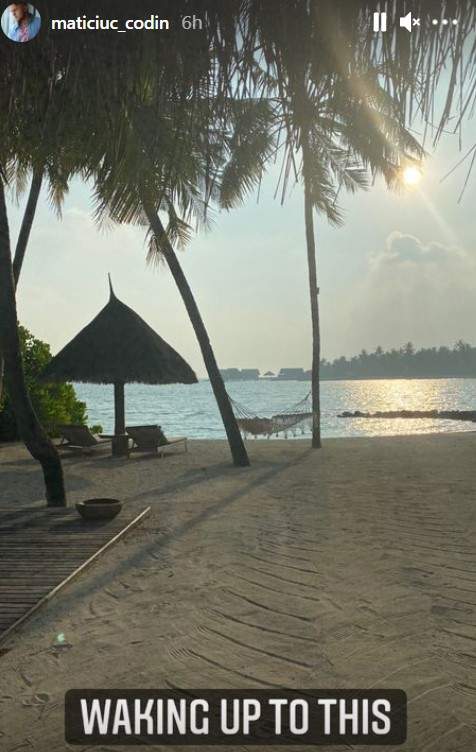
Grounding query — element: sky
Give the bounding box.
[7,101,476,379]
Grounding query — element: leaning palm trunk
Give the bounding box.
[13,167,43,283]
[302,135,322,449]
[0,167,43,403]
[0,180,66,506]
[142,200,250,467]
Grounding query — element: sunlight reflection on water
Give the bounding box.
[74,378,476,440]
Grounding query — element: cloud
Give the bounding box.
[330,232,476,355]
[371,231,472,269]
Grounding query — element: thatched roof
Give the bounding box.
[41,280,197,386]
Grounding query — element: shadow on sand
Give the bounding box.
[6,447,315,632]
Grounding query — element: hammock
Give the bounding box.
[229,392,313,438]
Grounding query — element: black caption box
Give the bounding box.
[65,688,407,745]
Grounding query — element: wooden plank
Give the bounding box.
[0,506,150,644]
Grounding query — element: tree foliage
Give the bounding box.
[321,341,476,380]
[0,327,87,442]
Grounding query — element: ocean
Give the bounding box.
[74,377,476,439]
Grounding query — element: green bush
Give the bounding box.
[0,326,88,442]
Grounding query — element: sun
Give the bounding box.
[402,165,423,187]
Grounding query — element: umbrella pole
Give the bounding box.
[113,381,128,457]
[114,381,125,434]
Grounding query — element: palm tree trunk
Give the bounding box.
[0,180,66,506]
[302,135,322,449]
[0,167,43,404]
[13,167,43,283]
[0,348,3,407]
[142,200,250,467]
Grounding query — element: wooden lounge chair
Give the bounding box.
[57,425,112,454]
[126,425,188,456]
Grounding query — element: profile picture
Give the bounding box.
[1,3,41,42]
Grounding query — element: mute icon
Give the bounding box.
[400,12,420,32]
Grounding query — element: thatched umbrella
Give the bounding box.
[42,278,197,440]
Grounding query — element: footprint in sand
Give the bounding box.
[18,669,33,687]
[21,692,50,707]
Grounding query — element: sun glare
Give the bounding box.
[402,165,423,188]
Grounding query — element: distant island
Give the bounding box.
[321,341,476,380]
[220,341,476,381]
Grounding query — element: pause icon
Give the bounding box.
[373,12,387,31]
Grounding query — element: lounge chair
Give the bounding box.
[126,425,188,456]
[57,425,112,454]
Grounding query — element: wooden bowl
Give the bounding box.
[76,498,122,521]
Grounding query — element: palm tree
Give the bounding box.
[252,43,424,447]
[0,47,74,504]
[89,96,275,468]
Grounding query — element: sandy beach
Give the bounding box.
[0,433,475,751]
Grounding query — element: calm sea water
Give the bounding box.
[74,378,476,439]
